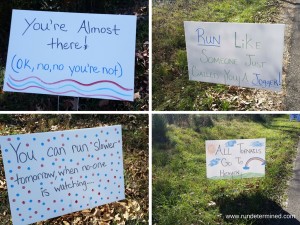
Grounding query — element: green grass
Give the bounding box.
[153,115,300,224]
[153,0,281,111]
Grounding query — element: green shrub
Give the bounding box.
[191,115,214,132]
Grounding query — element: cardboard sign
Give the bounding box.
[206,138,266,179]
[0,126,125,225]
[4,10,136,101]
[184,22,285,91]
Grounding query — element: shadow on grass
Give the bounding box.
[214,192,300,225]
[262,123,300,136]
[279,0,300,6]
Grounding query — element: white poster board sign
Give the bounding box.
[4,10,136,101]
[206,138,266,179]
[0,126,125,225]
[184,22,285,91]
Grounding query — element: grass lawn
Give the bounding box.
[153,115,300,224]
[153,0,283,111]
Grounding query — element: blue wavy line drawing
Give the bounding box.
[7,77,131,97]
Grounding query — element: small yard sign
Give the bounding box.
[206,138,266,179]
[0,126,125,225]
[4,10,136,101]
[290,114,300,121]
[184,22,285,91]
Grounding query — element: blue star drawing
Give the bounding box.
[251,141,264,147]
[209,158,221,167]
[225,140,236,147]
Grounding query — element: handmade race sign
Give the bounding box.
[0,126,125,225]
[206,138,266,179]
[184,22,285,91]
[4,10,136,101]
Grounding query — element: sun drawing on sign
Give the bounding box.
[206,143,216,155]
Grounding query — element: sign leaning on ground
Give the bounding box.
[4,10,137,101]
[206,138,266,179]
[184,22,285,91]
[0,126,125,225]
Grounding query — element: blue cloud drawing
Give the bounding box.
[209,158,221,167]
[251,141,264,147]
[225,140,237,147]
